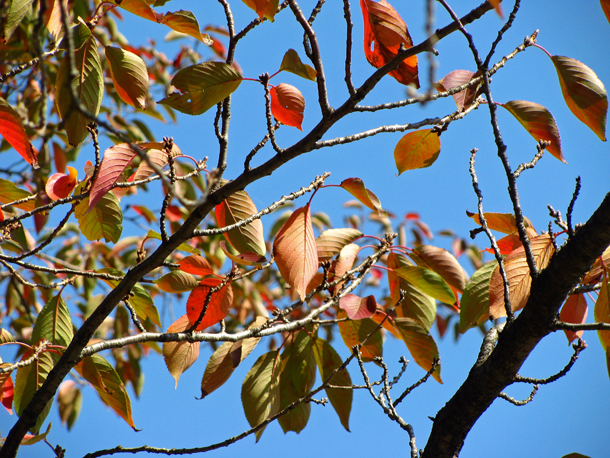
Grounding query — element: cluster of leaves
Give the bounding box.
[0,0,609,455]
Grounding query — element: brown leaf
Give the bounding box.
[163,315,200,387]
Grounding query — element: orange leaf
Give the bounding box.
[483,228,539,255]
[106,46,150,109]
[560,293,588,344]
[242,0,279,22]
[270,83,305,130]
[186,278,234,330]
[339,294,377,320]
[177,255,215,276]
[272,204,318,301]
[118,0,160,22]
[467,211,535,234]
[488,0,503,18]
[360,0,419,87]
[394,129,441,173]
[0,97,38,167]
[500,100,565,163]
[45,166,78,201]
[340,178,386,216]
[163,314,201,387]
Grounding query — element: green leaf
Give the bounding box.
[241,350,281,441]
[280,49,317,81]
[74,183,123,244]
[31,293,73,347]
[106,46,150,109]
[147,230,200,255]
[20,422,52,445]
[394,264,455,305]
[394,317,442,383]
[154,270,199,293]
[312,337,352,431]
[337,309,382,362]
[14,348,54,433]
[55,39,104,145]
[75,354,138,430]
[0,177,36,211]
[394,129,441,173]
[551,55,607,141]
[159,62,242,115]
[0,97,38,167]
[460,261,497,333]
[0,0,35,43]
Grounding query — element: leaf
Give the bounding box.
[162,10,212,45]
[339,294,377,320]
[57,380,82,430]
[20,422,52,446]
[177,255,215,276]
[360,0,419,87]
[147,230,200,255]
[551,55,608,141]
[279,49,317,81]
[272,204,318,301]
[484,228,539,255]
[55,38,104,145]
[331,243,360,288]
[560,293,588,344]
[603,0,610,25]
[242,0,279,22]
[186,278,234,330]
[500,100,565,163]
[270,83,305,130]
[200,316,267,398]
[159,61,242,116]
[394,317,442,383]
[337,309,382,362]
[278,331,316,434]
[154,270,199,293]
[75,354,137,430]
[31,293,73,347]
[74,183,123,243]
[45,166,78,201]
[0,178,36,211]
[394,265,456,305]
[0,0,35,43]
[489,234,555,319]
[394,129,441,173]
[163,315,201,387]
[1,373,13,415]
[459,260,497,333]
[0,97,38,167]
[411,245,467,294]
[106,46,150,109]
[220,241,267,266]
[434,70,483,111]
[215,189,266,256]
[316,228,363,261]
[241,350,281,441]
[117,0,159,22]
[312,337,352,431]
[340,178,386,216]
[467,211,535,234]
[594,268,610,351]
[582,246,610,284]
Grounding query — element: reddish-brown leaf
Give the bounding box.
[394,129,441,173]
[560,293,588,344]
[186,278,234,330]
[434,70,482,111]
[340,178,386,216]
[603,0,610,25]
[0,97,38,167]
[177,255,215,276]
[339,294,377,320]
[272,204,318,301]
[467,211,535,234]
[411,245,467,294]
[360,0,419,87]
[270,83,305,130]
[45,166,78,201]
[163,314,201,387]
[500,100,565,163]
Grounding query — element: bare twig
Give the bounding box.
[498,385,538,406]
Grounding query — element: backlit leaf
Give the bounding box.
[488,0,503,18]
[242,0,279,22]
[582,246,610,284]
[394,129,441,173]
[31,293,73,347]
[0,178,36,211]
[551,55,607,141]
[163,315,201,387]
[186,278,234,330]
[0,0,35,43]
[0,97,38,167]
[241,350,281,441]
[467,211,535,234]
[560,293,588,344]
[75,354,137,430]
[316,228,363,261]
[459,260,497,333]
[147,230,200,255]
[1,373,13,414]
[411,245,467,293]
[360,0,419,87]
[154,270,199,293]
[45,167,78,201]
[279,49,317,81]
[594,268,610,350]
[500,100,565,162]
[14,348,54,433]
[20,422,52,446]
[117,0,159,22]
[340,178,386,216]
[394,317,442,383]
[106,46,150,109]
[162,10,212,45]
[55,39,104,145]
[273,204,318,301]
[215,188,266,256]
[177,255,215,276]
[394,265,455,305]
[489,234,555,319]
[74,183,123,243]
[434,70,482,111]
[159,62,242,116]
[339,294,377,320]
[270,83,305,130]
[337,309,382,362]
[312,337,352,431]
[331,243,360,290]
[57,381,82,430]
[220,241,267,266]
[483,228,539,255]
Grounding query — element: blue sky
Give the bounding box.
[2,1,609,457]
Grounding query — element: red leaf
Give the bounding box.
[186,278,234,330]
[177,255,215,276]
[165,204,182,222]
[360,0,419,87]
[272,204,318,301]
[0,97,38,167]
[560,293,588,344]
[339,294,377,320]
[45,166,78,201]
[0,371,13,414]
[270,83,305,130]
